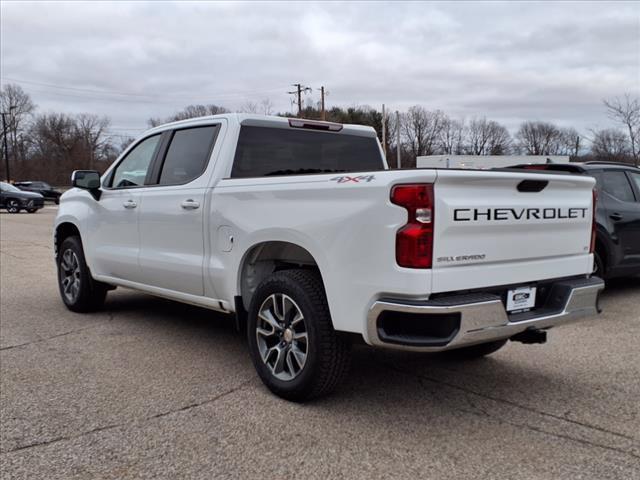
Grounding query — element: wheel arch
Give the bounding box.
[5,197,20,208]
[54,222,81,258]
[237,240,327,314]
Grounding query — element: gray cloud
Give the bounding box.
[1,1,638,139]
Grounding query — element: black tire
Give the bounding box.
[247,269,351,401]
[444,339,508,360]
[54,198,60,205]
[26,208,38,213]
[6,199,20,213]
[593,250,605,279]
[57,235,108,312]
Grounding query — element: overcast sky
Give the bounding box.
[1,1,639,142]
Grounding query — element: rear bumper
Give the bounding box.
[366,276,604,352]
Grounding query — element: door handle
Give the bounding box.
[123,200,137,209]
[609,213,623,221]
[181,199,200,210]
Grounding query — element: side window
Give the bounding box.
[629,172,640,200]
[601,171,636,202]
[158,126,218,186]
[111,134,161,188]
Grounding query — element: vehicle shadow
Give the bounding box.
[99,288,614,422]
[601,275,640,294]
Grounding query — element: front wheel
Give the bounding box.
[6,199,20,213]
[247,269,351,401]
[57,235,108,312]
[26,208,38,213]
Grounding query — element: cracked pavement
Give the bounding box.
[1,209,639,479]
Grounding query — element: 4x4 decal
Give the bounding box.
[330,175,375,184]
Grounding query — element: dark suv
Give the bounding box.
[14,181,62,204]
[513,162,640,280]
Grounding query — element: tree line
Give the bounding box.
[1,83,638,185]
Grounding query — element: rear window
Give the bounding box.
[231,126,383,178]
[159,126,219,185]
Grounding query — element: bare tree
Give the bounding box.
[516,121,564,155]
[0,84,35,138]
[401,106,445,158]
[604,94,640,166]
[148,104,229,127]
[260,98,274,116]
[75,113,110,169]
[465,117,511,155]
[0,84,36,175]
[558,127,581,157]
[239,101,258,113]
[439,116,465,155]
[28,113,81,183]
[590,128,631,161]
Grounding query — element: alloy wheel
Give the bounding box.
[7,200,19,213]
[60,249,81,303]
[256,293,308,381]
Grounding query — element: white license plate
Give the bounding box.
[506,286,537,312]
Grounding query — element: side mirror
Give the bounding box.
[71,170,101,200]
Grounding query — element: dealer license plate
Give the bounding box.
[506,286,537,312]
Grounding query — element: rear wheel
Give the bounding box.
[57,235,108,312]
[593,250,605,279]
[6,199,20,213]
[444,339,508,359]
[247,269,351,401]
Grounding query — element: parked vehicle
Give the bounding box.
[54,114,604,400]
[14,181,62,204]
[511,162,640,280]
[0,182,45,213]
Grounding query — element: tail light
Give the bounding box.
[590,188,597,254]
[391,184,434,268]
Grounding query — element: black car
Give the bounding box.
[14,181,62,204]
[0,182,45,213]
[512,162,640,280]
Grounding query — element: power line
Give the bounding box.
[1,76,286,102]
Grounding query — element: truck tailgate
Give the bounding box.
[431,169,595,293]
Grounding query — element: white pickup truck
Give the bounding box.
[55,114,604,400]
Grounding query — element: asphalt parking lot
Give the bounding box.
[1,208,639,479]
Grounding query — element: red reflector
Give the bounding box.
[391,184,434,269]
[396,224,433,268]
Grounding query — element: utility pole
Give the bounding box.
[320,86,326,121]
[396,110,401,169]
[381,104,386,159]
[0,108,13,182]
[287,84,312,118]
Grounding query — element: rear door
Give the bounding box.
[431,170,595,292]
[137,123,222,296]
[599,169,640,266]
